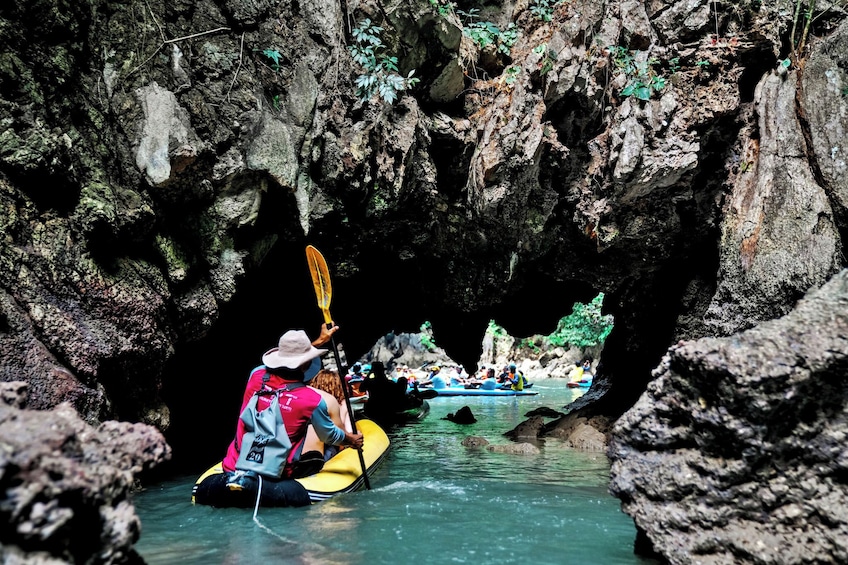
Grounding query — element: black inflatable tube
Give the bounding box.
[192,473,312,508]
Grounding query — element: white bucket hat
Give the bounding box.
[262,330,328,370]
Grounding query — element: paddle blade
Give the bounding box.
[305,245,333,324]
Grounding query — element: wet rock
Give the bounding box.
[525,407,565,419]
[505,415,546,439]
[487,442,541,455]
[461,436,490,448]
[0,388,171,563]
[444,405,476,424]
[544,414,612,451]
[609,269,848,564]
[563,422,607,451]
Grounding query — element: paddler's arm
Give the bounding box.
[311,399,364,449]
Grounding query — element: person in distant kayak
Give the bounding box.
[568,362,584,383]
[222,326,364,492]
[360,362,398,410]
[419,365,445,388]
[497,365,510,384]
[508,363,524,391]
[348,362,365,383]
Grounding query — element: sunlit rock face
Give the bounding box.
[1,0,848,561]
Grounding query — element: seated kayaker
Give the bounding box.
[567,362,584,383]
[307,369,355,461]
[222,327,364,492]
[360,361,404,419]
[481,378,497,390]
[347,362,365,385]
[430,375,447,389]
[507,364,524,391]
[420,365,444,387]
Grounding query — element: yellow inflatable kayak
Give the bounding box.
[192,419,390,507]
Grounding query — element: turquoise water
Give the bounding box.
[134,380,654,564]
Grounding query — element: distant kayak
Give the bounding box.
[567,379,592,388]
[429,387,538,397]
[415,377,537,396]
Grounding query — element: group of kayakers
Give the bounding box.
[425,362,529,391]
[347,361,530,392]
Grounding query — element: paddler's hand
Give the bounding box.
[313,323,339,347]
[344,431,364,450]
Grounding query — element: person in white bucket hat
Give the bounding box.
[222,324,364,491]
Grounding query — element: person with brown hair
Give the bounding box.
[304,368,357,462]
[309,369,353,433]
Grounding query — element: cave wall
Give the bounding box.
[610,269,848,564]
[2,0,848,561]
[4,0,843,425]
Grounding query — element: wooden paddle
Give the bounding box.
[305,245,371,490]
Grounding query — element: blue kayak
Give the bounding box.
[425,386,538,397]
[567,379,592,388]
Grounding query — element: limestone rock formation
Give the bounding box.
[0,382,171,564]
[609,269,848,564]
[1,0,848,562]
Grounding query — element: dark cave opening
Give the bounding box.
[737,44,777,103]
[159,239,321,475]
[157,235,612,476]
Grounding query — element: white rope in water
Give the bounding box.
[250,475,289,542]
[252,475,262,519]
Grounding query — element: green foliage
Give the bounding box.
[348,18,420,104]
[504,65,520,84]
[529,0,560,22]
[518,337,540,353]
[428,0,456,17]
[546,293,614,349]
[668,57,680,74]
[533,43,557,75]
[420,321,437,351]
[500,23,519,52]
[261,48,283,72]
[457,9,518,55]
[487,320,508,337]
[609,46,667,101]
